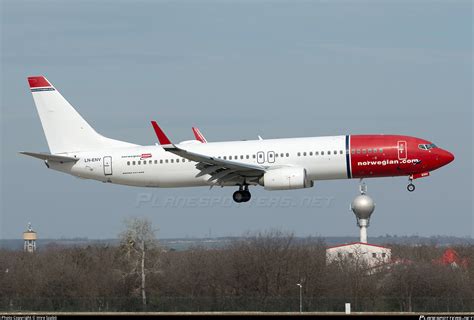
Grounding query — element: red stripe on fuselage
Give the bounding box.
[349,135,433,178]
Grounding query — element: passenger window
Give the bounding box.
[309,152,313,156]
[149,160,152,164]
[240,155,244,159]
[379,148,383,153]
[351,149,355,154]
[132,161,136,165]
[303,152,306,156]
[171,159,174,163]
[362,149,367,154]
[334,150,337,155]
[321,151,324,155]
[127,161,130,166]
[340,150,343,155]
[356,149,361,154]
[138,161,141,165]
[315,151,319,156]
[253,154,256,159]
[297,152,301,157]
[328,151,331,155]
[286,153,289,157]
[368,149,372,153]
[165,159,168,163]
[246,155,250,159]
[160,160,163,164]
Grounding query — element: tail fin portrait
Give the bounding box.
[28,76,136,154]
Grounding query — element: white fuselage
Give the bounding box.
[51,136,348,188]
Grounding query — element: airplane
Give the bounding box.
[21,76,455,203]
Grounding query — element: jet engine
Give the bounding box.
[259,167,313,190]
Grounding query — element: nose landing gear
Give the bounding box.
[407,177,415,192]
[233,185,251,203]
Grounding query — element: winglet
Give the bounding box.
[192,127,207,143]
[151,121,172,145]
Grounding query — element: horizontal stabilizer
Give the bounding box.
[19,152,78,163]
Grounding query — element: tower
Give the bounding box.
[326,183,390,269]
[23,222,37,253]
[350,183,375,243]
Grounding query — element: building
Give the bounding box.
[326,242,391,269]
[23,223,37,253]
[433,248,469,269]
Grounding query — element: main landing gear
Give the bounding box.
[407,177,415,192]
[233,185,251,203]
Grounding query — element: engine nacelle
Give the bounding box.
[259,167,313,190]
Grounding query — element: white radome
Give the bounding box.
[351,194,375,219]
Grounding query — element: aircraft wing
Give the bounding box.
[20,151,78,163]
[151,121,266,185]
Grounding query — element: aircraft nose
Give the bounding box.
[438,149,455,166]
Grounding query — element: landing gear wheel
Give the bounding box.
[233,191,244,203]
[242,190,251,202]
[233,189,251,203]
[407,183,415,192]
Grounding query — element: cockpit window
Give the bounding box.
[418,143,437,150]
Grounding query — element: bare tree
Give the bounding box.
[119,217,159,308]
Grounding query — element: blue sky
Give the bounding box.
[1,0,472,239]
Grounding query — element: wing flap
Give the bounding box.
[164,144,265,173]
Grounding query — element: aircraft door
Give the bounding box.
[397,141,407,160]
[103,156,113,175]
